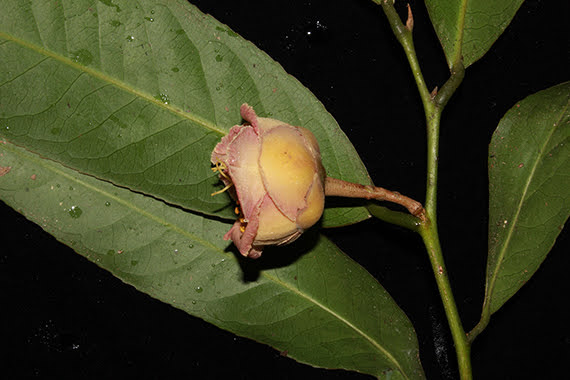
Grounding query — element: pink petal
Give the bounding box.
[247,247,263,259]
[225,198,262,258]
[226,126,266,220]
[240,103,260,134]
[211,124,243,164]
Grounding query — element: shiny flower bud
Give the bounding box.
[211,104,325,258]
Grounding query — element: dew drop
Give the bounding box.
[104,201,111,207]
[154,93,170,104]
[98,0,121,12]
[188,244,194,249]
[144,16,154,22]
[195,286,203,293]
[126,35,135,42]
[70,49,94,66]
[215,54,223,62]
[68,206,83,219]
[191,300,196,305]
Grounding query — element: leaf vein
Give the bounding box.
[0,30,226,136]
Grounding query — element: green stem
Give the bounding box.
[419,220,472,379]
[372,1,471,378]
[376,1,432,111]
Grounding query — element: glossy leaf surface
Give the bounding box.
[486,82,569,314]
[0,0,370,227]
[0,140,425,379]
[425,0,524,68]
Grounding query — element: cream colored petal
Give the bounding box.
[259,125,316,221]
[296,173,325,230]
[256,117,286,132]
[297,127,321,158]
[255,194,298,244]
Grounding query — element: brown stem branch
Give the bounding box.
[325,177,426,222]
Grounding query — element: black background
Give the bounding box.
[1,0,568,379]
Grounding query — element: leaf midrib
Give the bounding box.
[0,31,226,136]
[2,140,408,378]
[451,0,469,67]
[486,100,569,312]
[263,271,408,378]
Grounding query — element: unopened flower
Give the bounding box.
[211,104,325,258]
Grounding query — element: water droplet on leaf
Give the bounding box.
[70,49,93,66]
[98,0,121,12]
[154,93,170,104]
[68,206,83,219]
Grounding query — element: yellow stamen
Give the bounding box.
[211,182,233,196]
[211,160,234,196]
[239,217,247,232]
[211,161,230,180]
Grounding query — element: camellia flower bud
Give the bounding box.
[211,104,326,259]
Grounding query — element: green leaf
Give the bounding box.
[0,140,425,379]
[486,82,570,315]
[0,0,370,227]
[425,0,524,68]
